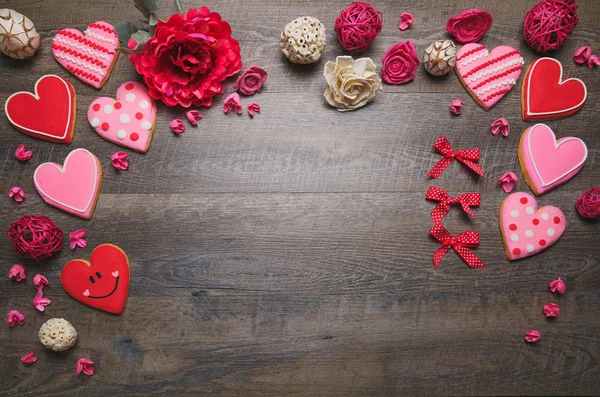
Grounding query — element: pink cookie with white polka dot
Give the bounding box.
[87,82,156,153]
[499,192,566,261]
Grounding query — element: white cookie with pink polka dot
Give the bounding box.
[87,82,156,152]
[500,192,566,261]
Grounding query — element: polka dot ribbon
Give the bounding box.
[430,224,485,268]
[427,136,484,179]
[426,186,480,224]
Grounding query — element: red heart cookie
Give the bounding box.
[4,75,76,143]
[522,57,587,121]
[61,244,130,314]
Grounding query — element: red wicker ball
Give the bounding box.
[7,215,63,260]
[576,188,600,219]
[523,0,579,53]
[334,1,383,52]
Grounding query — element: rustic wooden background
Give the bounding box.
[1,0,599,395]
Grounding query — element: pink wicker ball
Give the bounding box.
[576,188,600,219]
[334,1,383,52]
[523,0,579,53]
[7,215,63,260]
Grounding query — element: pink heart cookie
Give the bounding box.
[519,124,587,195]
[33,149,103,220]
[52,21,119,89]
[500,192,566,261]
[455,44,524,110]
[87,82,157,153]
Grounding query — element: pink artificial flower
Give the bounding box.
[544,302,560,318]
[69,230,87,250]
[549,278,566,294]
[574,46,591,65]
[8,264,26,281]
[525,330,541,343]
[109,152,128,171]
[186,110,202,126]
[8,186,25,203]
[32,289,51,312]
[491,117,510,137]
[15,145,32,161]
[446,9,492,44]
[233,66,268,96]
[224,92,242,115]
[7,310,26,327]
[170,119,185,134]
[34,274,49,290]
[247,102,261,118]
[498,171,518,193]
[381,41,420,85]
[588,54,600,69]
[399,12,414,31]
[449,99,463,115]
[76,358,95,376]
[21,352,37,364]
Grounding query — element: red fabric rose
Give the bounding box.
[446,9,492,44]
[128,7,242,108]
[381,41,419,85]
[233,66,267,96]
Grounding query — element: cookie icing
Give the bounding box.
[522,58,587,121]
[519,124,587,195]
[500,192,566,261]
[52,21,119,89]
[33,148,102,219]
[455,44,524,110]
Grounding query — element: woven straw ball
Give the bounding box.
[39,318,77,352]
[280,16,326,64]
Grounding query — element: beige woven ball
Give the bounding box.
[39,318,77,352]
[280,16,326,64]
[0,9,40,59]
[423,40,456,76]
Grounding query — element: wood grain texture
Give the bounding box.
[0,0,599,395]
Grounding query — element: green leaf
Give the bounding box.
[149,11,159,27]
[114,21,135,43]
[131,29,153,48]
[133,0,158,19]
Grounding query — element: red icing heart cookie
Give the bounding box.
[522,58,587,121]
[4,75,76,143]
[61,244,130,314]
[499,192,566,261]
[52,22,120,89]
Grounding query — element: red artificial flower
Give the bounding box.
[381,41,420,85]
[574,46,591,65]
[544,302,560,318]
[525,329,541,343]
[128,7,242,108]
[233,66,268,96]
[449,99,464,115]
[446,9,492,44]
[549,278,566,294]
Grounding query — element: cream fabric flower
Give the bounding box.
[324,56,382,111]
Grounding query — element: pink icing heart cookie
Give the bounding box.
[518,124,587,196]
[52,22,119,89]
[87,82,157,153]
[33,148,103,219]
[455,44,524,110]
[500,192,566,261]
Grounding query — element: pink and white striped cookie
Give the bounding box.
[455,44,524,110]
[52,21,120,89]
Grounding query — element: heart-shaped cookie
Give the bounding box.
[61,244,130,314]
[33,148,102,219]
[522,57,587,121]
[52,21,119,89]
[500,192,566,261]
[87,82,157,152]
[5,75,75,143]
[455,44,524,110]
[519,124,587,195]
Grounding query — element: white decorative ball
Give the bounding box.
[280,16,326,64]
[423,40,456,76]
[39,318,78,352]
[0,9,40,59]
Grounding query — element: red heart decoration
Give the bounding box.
[5,75,76,143]
[61,244,130,314]
[522,58,587,121]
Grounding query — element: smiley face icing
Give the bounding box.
[60,244,130,314]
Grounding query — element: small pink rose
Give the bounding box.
[446,9,492,44]
[7,310,26,327]
[381,41,420,85]
[8,186,25,203]
[76,358,95,376]
[574,46,591,65]
[8,264,25,282]
[498,171,518,193]
[399,12,414,31]
[33,289,51,312]
[587,54,600,69]
[186,110,202,126]
[233,66,268,96]
[224,93,242,115]
[247,102,261,118]
[491,117,510,137]
[525,330,541,343]
[170,119,185,134]
[69,230,87,250]
[549,278,566,294]
[449,99,463,115]
[21,352,37,364]
[544,302,560,318]
[109,152,128,171]
[15,145,32,161]
[33,274,49,290]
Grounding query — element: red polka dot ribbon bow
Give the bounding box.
[428,136,484,179]
[430,224,485,268]
[426,186,480,224]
